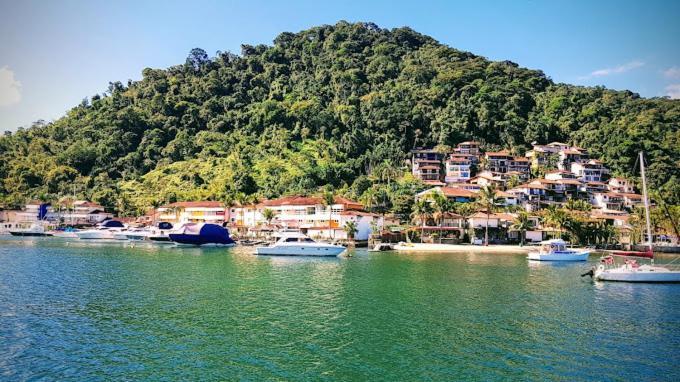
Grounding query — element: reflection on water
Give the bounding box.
[0,236,678,381]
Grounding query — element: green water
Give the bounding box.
[1,237,678,381]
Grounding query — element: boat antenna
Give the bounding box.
[639,152,653,259]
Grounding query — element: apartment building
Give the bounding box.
[571,160,610,182]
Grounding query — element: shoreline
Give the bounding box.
[393,242,535,254]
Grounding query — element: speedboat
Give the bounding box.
[527,239,589,261]
[147,222,175,242]
[255,232,345,257]
[50,227,79,238]
[168,223,236,246]
[112,227,150,241]
[75,220,126,240]
[9,222,52,237]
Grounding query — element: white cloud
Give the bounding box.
[0,66,22,106]
[580,60,645,80]
[665,84,680,99]
[662,66,680,79]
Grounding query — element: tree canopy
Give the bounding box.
[1,21,678,213]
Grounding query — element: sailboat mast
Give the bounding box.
[639,152,653,251]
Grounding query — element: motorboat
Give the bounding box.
[255,232,345,256]
[9,222,53,237]
[112,227,150,241]
[50,227,79,238]
[75,220,126,240]
[527,239,589,261]
[168,223,236,246]
[147,222,175,242]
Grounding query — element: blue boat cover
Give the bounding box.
[158,222,173,230]
[101,220,125,228]
[169,223,235,246]
[38,203,50,220]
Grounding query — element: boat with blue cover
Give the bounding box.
[169,223,236,246]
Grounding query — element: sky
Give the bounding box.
[1,0,679,131]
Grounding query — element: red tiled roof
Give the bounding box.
[486,150,511,156]
[163,201,224,208]
[438,187,478,198]
[557,179,582,185]
[262,195,362,209]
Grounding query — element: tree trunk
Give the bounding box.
[485,213,490,246]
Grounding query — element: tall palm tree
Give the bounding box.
[477,184,499,246]
[234,192,248,235]
[321,190,335,240]
[411,199,434,242]
[510,211,533,246]
[453,202,476,243]
[249,194,261,227]
[544,206,570,239]
[429,191,450,243]
[150,199,162,223]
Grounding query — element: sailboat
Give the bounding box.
[592,152,680,283]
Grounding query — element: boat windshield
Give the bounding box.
[282,237,316,243]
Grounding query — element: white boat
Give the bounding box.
[527,239,589,261]
[594,259,680,282]
[50,228,79,238]
[75,220,126,240]
[147,222,175,242]
[255,232,345,257]
[112,227,150,241]
[9,222,52,237]
[592,152,680,283]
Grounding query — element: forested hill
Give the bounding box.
[1,21,679,213]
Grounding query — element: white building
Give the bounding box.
[571,160,609,182]
[608,177,635,194]
[157,201,226,224]
[229,195,382,240]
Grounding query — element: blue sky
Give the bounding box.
[1,0,679,131]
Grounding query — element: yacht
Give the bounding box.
[75,220,126,240]
[9,222,53,237]
[527,239,589,261]
[255,232,345,257]
[50,227,80,238]
[112,227,150,241]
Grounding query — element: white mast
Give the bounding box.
[639,152,653,252]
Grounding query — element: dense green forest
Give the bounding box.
[1,21,679,215]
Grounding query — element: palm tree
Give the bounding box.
[429,191,450,243]
[262,208,275,226]
[510,211,533,246]
[249,194,261,227]
[321,190,335,240]
[234,192,248,232]
[453,202,476,243]
[411,199,434,242]
[477,184,499,246]
[343,220,358,243]
[544,206,570,239]
[150,199,162,223]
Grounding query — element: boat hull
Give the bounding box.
[255,245,345,257]
[76,231,115,240]
[9,231,52,237]
[148,236,172,242]
[595,266,680,282]
[168,233,235,246]
[527,251,589,261]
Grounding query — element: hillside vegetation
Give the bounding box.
[1,21,678,214]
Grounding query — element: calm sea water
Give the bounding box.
[0,237,678,381]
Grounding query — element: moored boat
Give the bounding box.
[147,222,174,242]
[75,220,126,240]
[9,222,52,237]
[256,232,345,256]
[168,223,236,246]
[527,239,589,261]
